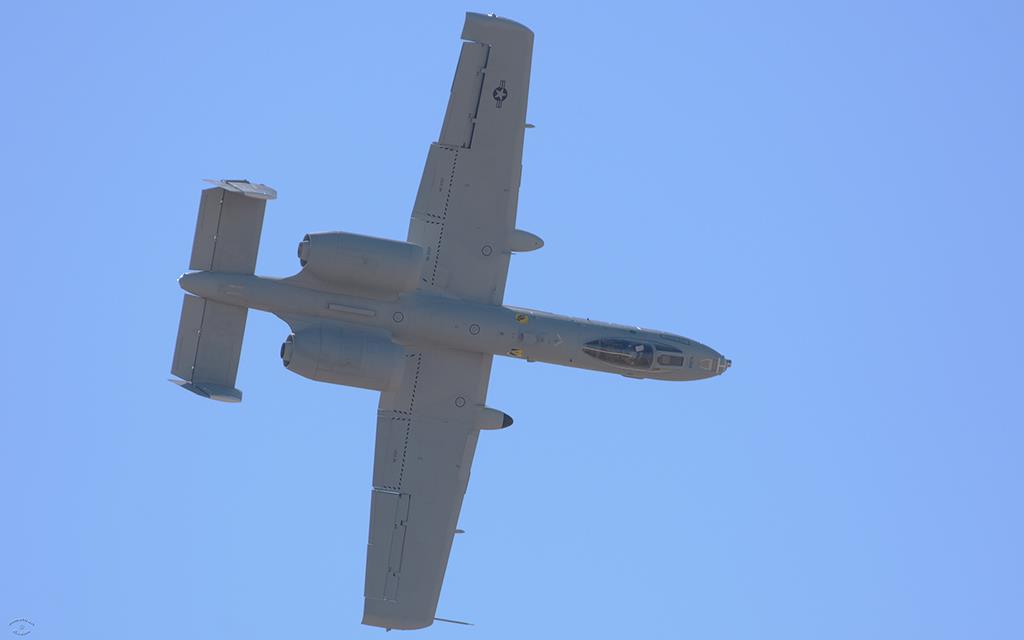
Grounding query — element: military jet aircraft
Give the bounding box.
[170,12,729,630]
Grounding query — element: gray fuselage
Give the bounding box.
[178,270,730,382]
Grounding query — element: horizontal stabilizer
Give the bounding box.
[170,294,247,402]
[189,181,271,274]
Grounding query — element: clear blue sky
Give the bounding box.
[2,1,1022,638]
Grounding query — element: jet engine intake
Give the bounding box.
[281,326,404,391]
[298,232,424,294]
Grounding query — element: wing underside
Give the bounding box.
[362,12,534,629]
[362,347,492,629]
[407,12,534,305]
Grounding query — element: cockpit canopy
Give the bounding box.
[583,338,652,368]
[582,338,685,370]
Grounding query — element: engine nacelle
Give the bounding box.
[298,232,424,294]
[281,326,404,391]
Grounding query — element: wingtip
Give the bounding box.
[463,11,534,41]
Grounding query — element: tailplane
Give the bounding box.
[189,179,275,273]
[169,180,276,402]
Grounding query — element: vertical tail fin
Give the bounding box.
[170,180,276,402]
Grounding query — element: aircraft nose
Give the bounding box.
[717,356,732,375]
[694,345,730,377]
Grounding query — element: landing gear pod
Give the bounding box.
[477,407,513,429]
[508,229,544,252]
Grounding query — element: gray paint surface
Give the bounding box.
[169,12,728,631]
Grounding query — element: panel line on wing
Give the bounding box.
[374,353,424,492]
[383,492,412,601]
[439,42,489,149]
[465,44,490,148]
[429,150,459,287]
[407,353,422,413]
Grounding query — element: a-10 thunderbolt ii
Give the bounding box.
[170,11,730,631]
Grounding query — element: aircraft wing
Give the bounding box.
[407,12,534,305]
[362,346,493,629]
